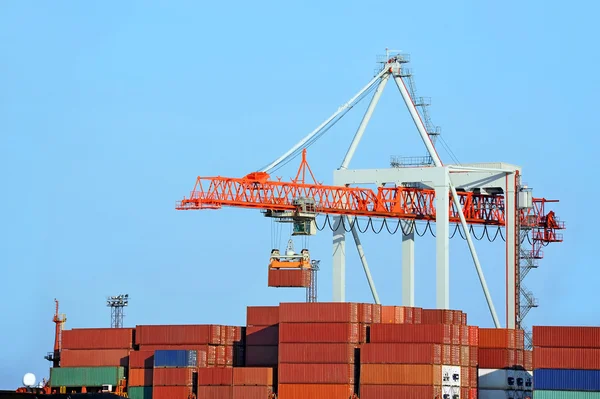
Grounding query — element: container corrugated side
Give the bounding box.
[268,269,310,287]
[129,351,154,369]
[360,364,442,385]
[279,343,355,364]
[232,386,275,399]
[153,350,197,367]
[62,328,134,350]
[478,368,533,390]
[533,326,600,348]
[152,368,195,386]
[479,328,519,349]
[372,304,382,323]
[60,349,129,367]
[370,324,451,344]
[358,303,373,323]
[196,386,232,399]
[361,343,441,364]
[50,366,125,387]
[136,325,221,345]
[152,386,192,399]
[128,369,153,387]
[360,385,442,399]
[279,322,359,343]
[479,348,517,369]
[245,345,278,367]
[246,306,279,326]
[127,387,152,399]
[533,347,600,370]
[233,367,274,386]
[420,309,456,324]
[221,326,244,345]
[278,363,355,384]
[469,326,480,346]
[524,350,533,371]
[197,368,234,386]
[277,383,354,399]
[470,346,479,367]
[534,369,600,391]
[246,325,279,346]
[460,346,470,367]
[279,302,359,323]
[533,391,600,399]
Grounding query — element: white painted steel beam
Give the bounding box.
[435,173,450,309]
[401,221,415,306]
[505,173,517,329]
[347,215,381,304]
[332,215,346,302]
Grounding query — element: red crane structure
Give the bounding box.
[177,51,564,348]
[45,299,66,368]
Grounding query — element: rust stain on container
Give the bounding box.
[279,303,359,323]
[279,322,359,343]
[370,324,451,344]
[232,386,275,399]
[279,343,355,364]
[196,386,232,399]
[278,363,355,384]
[60,349,129,367]
[246,325,279,346]
[360,385,441,399]
[152,386,192,399]
[153,368,195,386]
[233,367,274,386]
[478,348,517,369]
[360,364,442,385]
[136,325,221,345]
[245,345,278,367]
[533,347,600,369]
[62,328,134,350]
[532,326,600,348]
[246,306,279,326]
[129,350,154,369]
[197,367,234,386]
[128,369,153,387]
[361,343,441,364]
[268,269,311,287]
[278,383,354,399]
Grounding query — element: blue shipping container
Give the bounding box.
[534,369,600,391]
[153,350,197,368]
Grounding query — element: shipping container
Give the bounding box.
[268,268,310,287]
[245,345,278,367]
[246,306,279,326]
[524,350,533,371]
[421,309,456,324]
[469,388,478,399]
[533,347,600,370]
[215,345,226,367]
[60,349,129,367]
[479,348,517,369]
[196,386,232,399]
[128,368,153,387]
[533,392,600,399]
[232,386,274,399]
[279,302,359,323]
[154,350,197,368]
[360,385,442,399]
[370,323,451,344]
[246,325,279,346]
[372,304,382,323]
[479,390,533,399]
[233,367,274,386]
[197,368,233,386]
[277,383,354,399]
[62,328,134,350]
[136,325,221,345]
[381,306,402,323]
[50,366,125,387]
[279,343,355,364]
[460,325,470,346]
[279,322,359,343]
[129,351,154,369]
[478,368,533,390]
[127,386,152,399]
[278,363,355,384]
[534,369,600,391]
[461,366,470,388]
[461,346,470,367]
[221,326,244,345]
[470,346,479,367]
[479,328,521,349]
[361,343,441,364]
[413,307,423,323]
[152,386,192,399]
[152,368,195,386]
[533,326,600,348]
[469,367,477,388]
[469,326,480,346]
[360,364,442,385]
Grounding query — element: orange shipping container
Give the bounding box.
[469,367,477,388]
[279,322,359,343]
[524,350,533,371]
[358,303,373,323]
[469,346,478,367]
[197,386,232,399]
[153,368,194,386]
[246,306,279,326]
[278,363,355,384]
[197,368,233,386]
[232,386,274,399]
[152,386,192,399]
[136,325,221,345]
[60,349,129,367]
[533,347,600,370]
[279,302,359,323]
[129,350,154,369]
[278,384,354,399]
[62,328,134,350]
[372,304,382,323]
[128,369,153,387]
[268,268,310,287]
[233,368,274,386]
[279,343,355,364]
[361,343,442,364]
[460,346,470,367]
[360,364,442,385]
[469,326,479,346]
[370,324,451,344]
[532,326,600,348]
[360,385,442,399]
[479,328,521,349]
[461,366,469,387]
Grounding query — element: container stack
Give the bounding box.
[233,367,276,399]
[152,350,197,399]
[60,328,133,367]
[478,328,532,399]
[532,326,600,399]
[128,350,154,399]
[277,302,360,399]
[245,306,279,367]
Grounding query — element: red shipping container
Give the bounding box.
[460,326,470,346]
[381,306,402,323]
[60,349,129,367]
[413,307,423,324]
[460,346,470,367]
[462,313,468,326]
[233,367,274,386]
[246,325,278,346]
[246,306,279,326]
[361,343,441,364]
[404,307,414,324]
[516,329,525,350]
[479,328,518,349]
[152,386,192,399]
[215,345,226,367]
[461,388,469,399]
[268,268,310,287]
[372,304,382,323]
[469,346,478,367]
[279,323,359,343]
[129,350,154,369]
[469,388,478,399]
[279,302,359,323]
[278,363,355,384]
[516,349,524,367]
[220,326,244,346]
[245,345,278,367]
[370,324,451,344]
[153,368,195,386]
[128,369,153,387]
[533,326,600,348]
[524,350,533,371]
[360,364,442,385]
[450,325,461,345]
[461,367,470,387]
[360,385,441,399]
[469,326,479,346]
[359,303,373,323]
[421,309,455,324]
[359,324,368,344]
[279,343,355,364]
[136,325,221,345]
[62,328,134,350]
[479,348,516,369]
[278,384,353,399]
[196,386,232,399]
[232,386,274,399]
[469,367,477,388]
[197,368,233,386]
[533,347,600,370]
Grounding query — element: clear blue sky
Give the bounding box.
[0,0,596,388]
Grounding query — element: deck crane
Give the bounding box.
[44,298,66,368]
[177,51,564,339]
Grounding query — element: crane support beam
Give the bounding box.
[401,221,415,306]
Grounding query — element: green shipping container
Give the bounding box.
[128,386,152,399]
[50,367,125,387]
[535,392,600,399]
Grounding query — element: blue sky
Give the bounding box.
[0,0,596,388]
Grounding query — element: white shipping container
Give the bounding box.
[442,385,461,399]
[479,389,533,399]
[442,365,461,387]
[478,369,533,390]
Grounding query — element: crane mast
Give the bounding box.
[45,299,66,367]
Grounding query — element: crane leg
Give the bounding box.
[347,216,381,304]
[435,180,450,309]
[332,215,346,302]
[401,221,415,306]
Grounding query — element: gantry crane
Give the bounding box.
[45,299,66,367]
[177,51,564,339]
